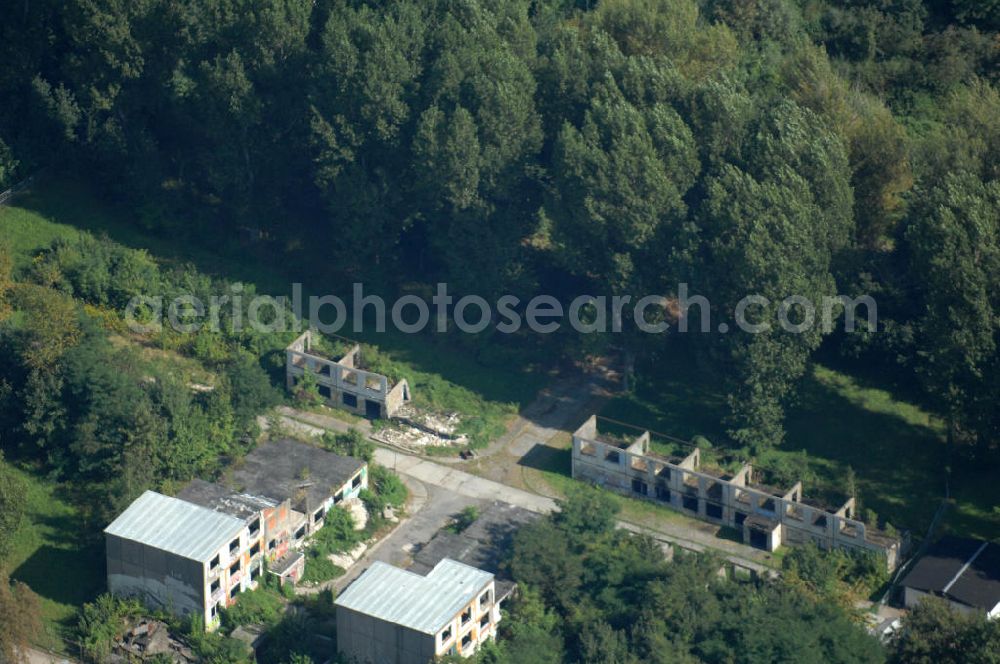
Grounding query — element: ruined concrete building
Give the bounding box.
[105,439,368,630]
[571,415,902,569]
[335,559,499,664]
[286,330,410,419]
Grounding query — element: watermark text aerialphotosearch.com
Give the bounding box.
[124,282,877,336]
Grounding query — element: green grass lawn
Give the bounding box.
[1,197,82,271]
[7,465,105,652]
[600,344,1000,542]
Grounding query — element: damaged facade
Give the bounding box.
[176,479,305,587]
[571,415,902,569]
[105,438,368,630]
[286,330,410,419]
[335,559,500,664]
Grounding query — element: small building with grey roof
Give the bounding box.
[335,558,499,663]
[900,536,1000,618]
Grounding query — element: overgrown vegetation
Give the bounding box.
[356,344,519,448]
[447,506,481,534]
[77,594,145,663]
[219,584,286,632]
[300,460,408,585]
[0,232,287,525]
[885,596,1000,664]
[782,543,890,606]
[473,486,886,663]
[319,430,374,464]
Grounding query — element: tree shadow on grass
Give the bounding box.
[518,443,571,476]
[10,542,104,610]
[782,370,948,536]
[598,347,729,444]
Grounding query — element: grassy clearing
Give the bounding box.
[7,465,105,651]
[600,345,1000,541]
[0,201,82,271]
[107,335,217,386]
[360,343,520,448]
[1,179,291,291]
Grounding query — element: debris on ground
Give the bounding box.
[372,404,470,451]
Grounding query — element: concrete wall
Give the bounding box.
[336,606,436,664]
[263,499,293,564]
[285,330,410,418]
[432,581,499,658]
[571,415,900,569]
[106,534,205,621]
[207,524,261,629]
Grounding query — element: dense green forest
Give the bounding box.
[2,0,997,457]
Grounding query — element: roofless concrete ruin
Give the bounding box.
[286,330,410,419]
[571,415,903,569]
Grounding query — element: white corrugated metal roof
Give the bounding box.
[335,559,493,634]
[104,490,246,563]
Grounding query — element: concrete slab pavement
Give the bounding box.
[374,448,558,514]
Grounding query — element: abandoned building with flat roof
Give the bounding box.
[105,491,262,630]
[335,558,499,664]
[286,330,410,419]
[104,440,368,629]
[571,415,903,569]
[224,437,368,541]
[408,501,536,604]
[176,479,304,586]
[900,536,1000,618]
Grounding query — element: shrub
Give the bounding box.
[78,594,144,663]
[320,429,374,462]
[370,465,407,508]
[448,506,480,533]
[359,488,384,520]
[293,370,322,406]
[309,507,360,556]
[184,623,251,664]
[300,556,344,584]
[220,586,285,630]
[692,435,713,449]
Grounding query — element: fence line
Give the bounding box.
[0,173,35,206]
